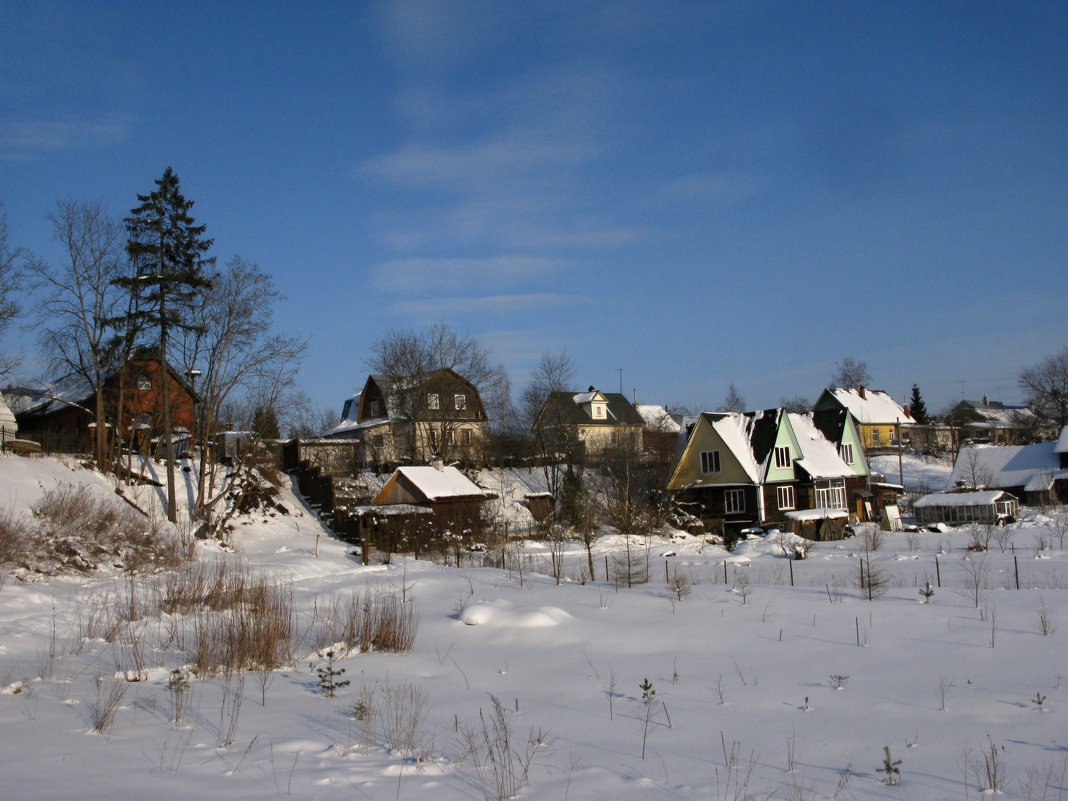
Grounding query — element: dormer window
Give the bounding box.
[593,404,604,418]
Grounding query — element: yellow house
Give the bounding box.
[813,387,915,450]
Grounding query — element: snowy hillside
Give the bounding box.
[0,454,1066,800]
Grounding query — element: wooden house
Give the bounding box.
[813,387,915,451]
[948,429,1068,505]
[532,388,644,463]
[13,357,198,455]
[666,409,869,541]
[322,369,487,466]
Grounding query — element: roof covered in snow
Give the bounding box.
[787,413,854,479]
[914,490,1016,507]
[635,404,681,433]
[820,387,915,425]
[948,440,1068,493]
[373,465,491,504]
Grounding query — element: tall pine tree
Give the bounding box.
[909,384,930,424]
[117,168,213,522]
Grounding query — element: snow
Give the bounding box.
[635,404,681,433]
[0,454,1067,800]
[827,387,915,424]
[788,413,853,478]
[913,490,1012,507]
[382,465,490,501]
[785,507,849,520]
[949,442,1066,492]
[870,452,953,493]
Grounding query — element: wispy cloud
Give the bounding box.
[371,255,563,293]
[386,293,585,318]
[0,114,131,161]
[656,170,764,206]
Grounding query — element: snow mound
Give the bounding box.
[459,599,572,627]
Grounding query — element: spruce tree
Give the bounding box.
[909,384,930,425]
[117,168,214,522]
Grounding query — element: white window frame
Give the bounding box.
[839,443,854,464]
[700,450,720,474]
[777,485,795,510]
[774,445,791,469]
[725,488,745,514]
[454,393,466,410]
[427,393,440,410]
[814,479,847,510]
[136,374,151,391]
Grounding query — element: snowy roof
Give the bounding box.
[572,391,600,405]
[825,388,915,425]
[635,404,681,433]
[914,490,1016,507]
[948,442,1068,492]
[784,508,848,521]
[375,465,491,503]
[787,413,854,479]
[13,372,94,416]
[708,413,761,482]
[1055,425,1068,454]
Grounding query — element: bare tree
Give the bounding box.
[779,394,812,414]
[521,350,577,508]
[723,384,746,412]
[955,447,993,490]
[1019,346,1068,429]
[172,256,307,518]
[832,357,871,389]
[366,322,507,464]
[0,204,24,376]
[25,200,127,469]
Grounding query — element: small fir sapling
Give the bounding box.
[639,678,656,760]
[919,581,935,603]
[1032,691,1047,710]
[828,674,849,690]
[878,746,902,786]
[312,650,349,697]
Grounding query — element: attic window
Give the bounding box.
[427,393,440,410]
[454,394,466,411]
[136,374,151,391]
[700,450,720,474]
[369,400,381,416]
[593,405,604,418]
[839,443,854,464]
[774,445,791,469]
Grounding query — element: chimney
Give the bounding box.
[858,386,866,399]
[982,395,989,406]
[431,458,444,471]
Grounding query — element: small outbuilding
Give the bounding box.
[784,508,849,541]
[913,490,1019,526]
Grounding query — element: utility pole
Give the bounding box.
[616,368,623,395]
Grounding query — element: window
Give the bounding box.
[428,429,438,448]
[814,479,847,510]
[700,450,720,474]
[427,393,440,410]
[839,443,854,464]
[135,412,152,428]
[774,445,791,469]
[460,429,472,445]
[136,374,151,391]
[871,427,881,443]
[777,485,795,510]
[725,488,745,514]
[445,429,455,445]
[593,404,604,418]
[369,400,381,416]
[454,394,466,410]
[371,434,384,448]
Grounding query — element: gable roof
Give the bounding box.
[634,404,681,433]
[952,399,1037,428]
[786,413,854,480]
[358,368,485,424]
[949,438,1068,493]
[535,390,644,428]
[818,387,915,425]
[372,465,490,504]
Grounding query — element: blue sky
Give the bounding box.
[3,1,1066,418]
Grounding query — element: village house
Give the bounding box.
[532,387,644,463]
[813,386,915,451]
[666,408,871,541]
[943,397,1040,446]
[947,427,1068,506]
[13,357,198,455]
[322,369,487,467]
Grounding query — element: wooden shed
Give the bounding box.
[913,490,1019,526]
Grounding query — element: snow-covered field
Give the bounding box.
[1,454,1066,800]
